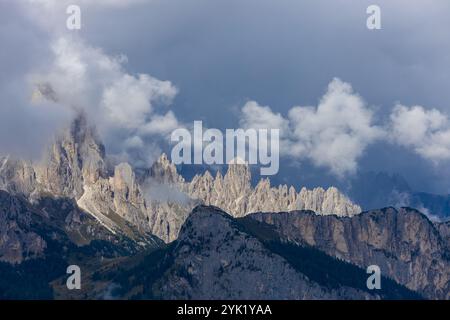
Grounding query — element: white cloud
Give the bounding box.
[390,104,450,161]
[139,111,180,136]
[18,0,181,167]
[101,73,177,129]
[241,78,384,177]
[30,36,181,167]
[242,79,450,177]
[241,101,289,131]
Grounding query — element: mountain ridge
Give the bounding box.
[63,205,420,300]
[0,113,361,243]
[1,114,448,300]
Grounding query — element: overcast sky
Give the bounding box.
[1,0,450,194]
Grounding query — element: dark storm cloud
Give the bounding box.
[1,0,450,193]
[82,0,450,120]
[80,0,450,192]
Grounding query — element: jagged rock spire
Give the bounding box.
[0,112,362,245]
[37,112,106,199]
[148,153,185,185]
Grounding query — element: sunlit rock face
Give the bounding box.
[0,114,361,244]
[184,161,360,218]
[144,154,360,242]
[36,113,107,199]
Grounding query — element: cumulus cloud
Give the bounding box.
[242,78,450,178]
[241,101,289,131]
[390,104,450,162]
[100,73,177,130]
[30,36,181,167]
[241,78,383,177]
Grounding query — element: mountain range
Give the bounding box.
[0,113,448,300]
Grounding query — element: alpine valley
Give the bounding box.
[0,114,448,300]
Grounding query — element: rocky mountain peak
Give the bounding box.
[36,112,106,199]
[113,163,136,194]
[0,113,361,245]
[148,153,185,185]
[224,160,252,195]
[185,161,360,219]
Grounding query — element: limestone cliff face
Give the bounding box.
[56,205,420,300]
[185,164,361,217]
[250,208,450,299]
[142,154,361,242]
[184,161,361,218]
[0,114,151,237]
[186,163,253,217]
[36,114,106,199]
[77,162,150,235]
[156,205,375,300]
[0,115,157,239]
[111,163,147,228]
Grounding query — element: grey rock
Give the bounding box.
[250,207,450,299]
[157,205,375,300]
[141,154,361,242]
[0,191,46,263]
